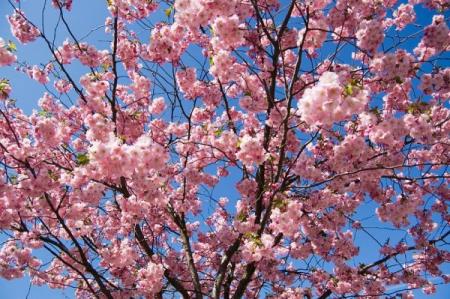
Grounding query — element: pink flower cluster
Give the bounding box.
[0,243,40,280]
[174,0,206,30]
[32,117,64,148]
[404,114,433,144]
[55,40,76,64]
[392,4,416,30]
[80,75,110,98]
[210,50,246,83]
[415,15,450,59]
[377,194,424,227]
[298,72,369,127]
[8,10,40,44]
[0,39,16,67]
[270,201,303,237]
[136,262,164,296]
[51,0,73,10]
[241,233,276,262]
[26,65,50,85]
[332,135,368,171]
[54,41,110,67]
[211,14,245,50]
[422,15,450,50]
[410,0,450,10]
[211,130,239,160]
[149,97,166,114]
[88,134,169,179]
[129,71,151,102]
[293,154,324,181]
[298,15,328,54]
[295,0,331,14]
[420,68,450,97]
[84,113,113,142]
[239,95,267,113]
[236,134,266,167]
[107,0,157,21]
[176,68,198,99]
[117,35,141,70]
[54,79,72,93]
[356,19,385,54]
[145,24,186,64]
[77,43,110,67]
[368,117,408,150]
[370,50,416,82]
[174,0,251,34]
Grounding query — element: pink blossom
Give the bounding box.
[298,72,368,127]
[54,79,72,93]
[356,19,385,54]
[51,0,73,10]
[370,50,416,82]
[136,262,164,296]
[26,65,50,84]
[33,117,63,148]
[150,97,166,114]
[393,4,416,30]
[8,10,40,44]
[211,14,245,50]
[298,15,328,54]
[236,134,266,166]
[415,15,450,59]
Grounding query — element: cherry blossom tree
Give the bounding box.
[0,0,449,298]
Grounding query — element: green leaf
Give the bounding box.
[406,106,415,114]
[209,56,214,66]
[101,63,109,72]
[394,76,403,84]
[244,233,262,247]
[38,110,52,118]
[214,128,223,137]
[76,153,90,166]
[331,277,339,286]
[0,79,9,91]
[236,212,247,222]
[350,78,361,87]
[272,198,287,210]
[6,41,16,52]
[407,101,429,115]
[10,175,18,185]
[131,111,142,119]
[48,170,59,181]
[343,84,353,96]
[164,6,172,17]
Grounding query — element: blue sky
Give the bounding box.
[0,0,449,298]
